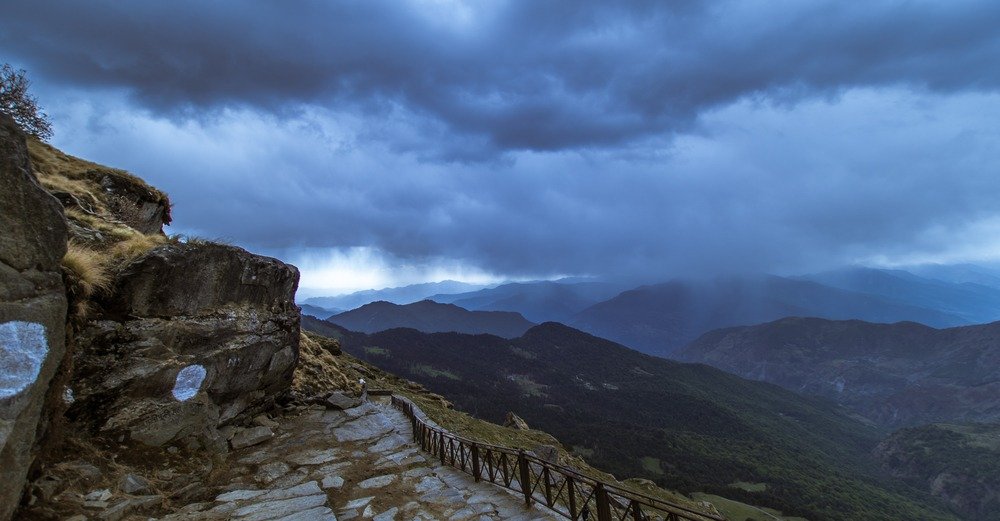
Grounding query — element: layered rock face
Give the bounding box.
[0,115,69,519]
[69,243,300,449]
[95,169,171,234]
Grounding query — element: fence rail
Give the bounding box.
[390,395,726,521]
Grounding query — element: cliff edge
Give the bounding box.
[0,114,70,520]
[0,118,304,519]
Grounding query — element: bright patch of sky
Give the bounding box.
[288,247,509,297]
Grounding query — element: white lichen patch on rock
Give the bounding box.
[171,365,207,401]
[0,321,48,399]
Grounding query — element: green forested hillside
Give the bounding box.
[678,316,1000,428]
[875,423,1000,520]
[316,321,958,521]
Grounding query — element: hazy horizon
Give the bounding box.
[294,260,1000,301]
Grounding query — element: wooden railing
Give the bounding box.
[390,395,727,521]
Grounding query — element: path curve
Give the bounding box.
[155,400,559,520]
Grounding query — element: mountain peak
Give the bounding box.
[327,299,534,338]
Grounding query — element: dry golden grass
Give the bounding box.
[28,136,171,257]
[108,232,168,264]
[37,175,105,211]
[28,137,168,205]
[61,242,110,299]
[293,332,355,396]
[28,136,106,176]
[22,131,176,261]
[65,207,117,234]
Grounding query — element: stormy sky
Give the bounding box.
[4,1,1000,295]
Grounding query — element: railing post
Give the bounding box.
[566,476,576,519]
[471,444,481,482]
[439,432,446,465]
[595,483,612,521]
[518,450,532,507]
[543,467,552,507]
[631,500,643,521]
[395,397,725,521]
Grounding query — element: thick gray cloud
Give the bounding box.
[4,1,1000,157]
[3,1,1000,290]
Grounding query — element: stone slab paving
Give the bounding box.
[153,401,559,520]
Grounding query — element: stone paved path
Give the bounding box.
[154,400,559,520]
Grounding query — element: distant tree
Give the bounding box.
[0,63,53,139]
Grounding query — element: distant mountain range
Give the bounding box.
[316,321,956,521]
[906,262,1000,290]
[300,303,340,319]
[676,316,1000,428]
[297,265,1000,520]
[569,273,975,356]
[303,266,1000,358]
[300,314,346,340]
[302,280,491,312]
[429,280,626,322]
[799,267,1000,324]
[325,300,535,338]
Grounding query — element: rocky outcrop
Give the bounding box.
[503,412,529,430]
[69,243,300,449]
[97,169,171,234]
[104,243,297,318]
[0,114,69,519]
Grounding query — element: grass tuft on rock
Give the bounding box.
[108,232,168,264]
[62,242,110,299]
[28,136,169,209]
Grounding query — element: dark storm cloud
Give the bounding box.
[63,89,1000,283]
[5,1,1000,287]
[4,0,1000,158]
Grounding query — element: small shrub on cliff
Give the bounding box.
[0,63,52,139]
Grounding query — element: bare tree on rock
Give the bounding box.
[0,64,53,140]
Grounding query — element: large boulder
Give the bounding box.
[104,243,297,318]
[0,114,69,519]
[70,243,299,449]
[503,412,530,430]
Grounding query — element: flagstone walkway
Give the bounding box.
[154,400,559,521]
